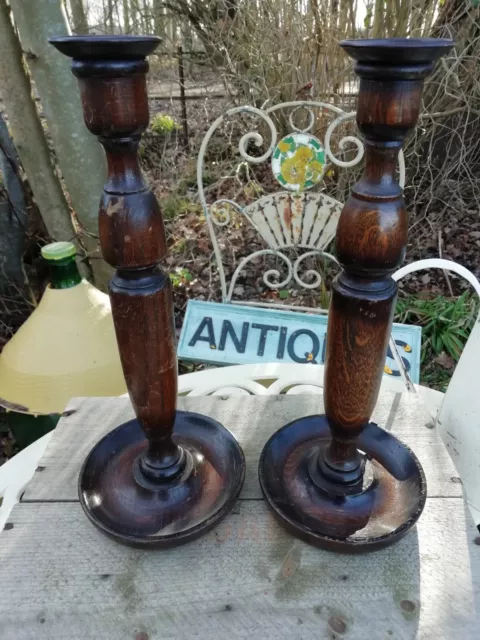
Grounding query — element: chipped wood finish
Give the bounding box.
[52,37,174,428]
[49,35,245,547]
[259,38,454,552]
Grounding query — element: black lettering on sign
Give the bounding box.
[188,316,216,349]
[385,340,411,377]
[287,329,319,363]
[251,323,279,357]
[277,327,288,359]
[321,336,327,364]
[218,320,249,353]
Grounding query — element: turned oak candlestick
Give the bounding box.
[50,35,245,548]
[259,38,453,553]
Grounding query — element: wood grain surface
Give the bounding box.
[324,39,452,458]
[1,393,478,639]
[47,39,248,549]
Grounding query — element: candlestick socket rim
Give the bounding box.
[259,414,427,553]
[49,35,161,60]
[340,37,454,65]
[78,411,246,548]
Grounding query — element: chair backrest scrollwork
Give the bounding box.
[197,101,405,312]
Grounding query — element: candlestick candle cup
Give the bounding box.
[258,37,453,553]
[50,35,245,548]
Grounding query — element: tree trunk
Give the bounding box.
[143,0,151,33]
[0,112,28,289]
[69,0,88,33]
[130,0,139,32]
[107,0,115,33]
[123,0,130,32]
[409,0,480,226]
[372,0,384,37]
[153,0,163,36]
[0,0,75,245]
[9,0,111,288]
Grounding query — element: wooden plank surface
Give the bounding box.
[0,393,477,639]
[23,393,461,502]
[1,500,479,639]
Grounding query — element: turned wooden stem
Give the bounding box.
[51,37,183,482]
[322,39,452,490]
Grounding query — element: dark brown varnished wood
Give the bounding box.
[259,38,453,552]
[50,35,245,548]
[259,416,427,552]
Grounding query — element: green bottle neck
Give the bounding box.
[47,256,82,289]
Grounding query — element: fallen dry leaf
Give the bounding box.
[433,352,455,370]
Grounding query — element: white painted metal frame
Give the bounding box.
[197,101,405,312]
[197,102,480,392]
[390,258,480,387]
[196,100,413,388]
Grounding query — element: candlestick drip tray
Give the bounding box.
[259,415,426,553]
[79,411,245,548]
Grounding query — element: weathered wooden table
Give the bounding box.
[0,392,478,639]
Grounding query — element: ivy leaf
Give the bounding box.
[279,290,289,299]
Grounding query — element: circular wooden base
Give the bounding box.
[79,411,245,548]
[259,415,426,553]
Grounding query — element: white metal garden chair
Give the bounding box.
[197,101,405,314]
[197,101,418,386]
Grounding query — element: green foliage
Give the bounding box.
[278,289,289,299]
[170,267,193,288]
[160,194,202,220]
[395,292,478,363]
[243,181,264,200]
[176,170,215,196]
[394,293,479,392]
[151,113,180,135]
[319,279,330,310]
[420,365,452,391]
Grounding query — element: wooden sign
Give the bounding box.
[178,301,422,383]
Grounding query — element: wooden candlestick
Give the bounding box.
[259,38,453,553]
[50,35,245,548]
